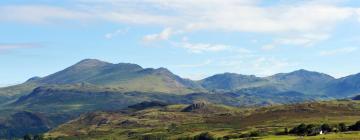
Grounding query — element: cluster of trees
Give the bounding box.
[23,134,45,140]
[177,131,266,140]
[286,120,360,136]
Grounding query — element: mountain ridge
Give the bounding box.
[1,58,360,104]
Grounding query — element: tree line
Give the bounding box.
[286,120,360,136]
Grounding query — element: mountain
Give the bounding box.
[0,59,204,104]
[268,69,335,94]
[2,59,360,138]
[199,73,268,91]
[35,59,202,94]
[325,73,360,98]
[0,111,52,138]
[199,69,335,95]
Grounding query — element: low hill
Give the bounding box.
[0,111,52,138]
[46,100,360,140]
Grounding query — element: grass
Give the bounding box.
[256,131,360,140]
[43,100,360,139]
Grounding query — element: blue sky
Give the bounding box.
[1,0,360,86]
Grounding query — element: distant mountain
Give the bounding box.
[0,59,204,103]
[199,73,267,91]
[35,59,203,94]
[268,69,335,94]
[0,111,51,138]
[199,69,335,95]
[325,73,360,98]
[2,59,360,106]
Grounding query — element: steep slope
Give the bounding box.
[0,111,52,138]
[36,59,201,93]
[0,82,38,105]
[0,59,203,104]
[325,73,360,98]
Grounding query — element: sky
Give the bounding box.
[1,0,360,86]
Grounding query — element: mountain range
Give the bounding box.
[1,59,360,138]
[1,59,359,103]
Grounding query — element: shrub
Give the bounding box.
[193,132,216,140]
[338,123,348,132]
[349,121,360,131]
[290,123,307,135]
[23,134,32,140]
[290,123,322,136]
[321,123,332,132]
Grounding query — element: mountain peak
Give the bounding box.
[75,59,111,67]
[273,69,334,79]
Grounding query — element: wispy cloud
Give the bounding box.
[174,60,212,68]
[180,42,231,53]
[2,1,359,34]
[105,28,130,39]
[262,33,330,50]
[142,28,174,42]
[0,5,92,24]
[320,47,358,56]
[0,43,40,52]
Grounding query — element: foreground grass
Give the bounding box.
[252,131,360,140]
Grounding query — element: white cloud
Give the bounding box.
[174,60,212,68]
[0,43,40,52]
[0,5,92,23]
[252,57,298,76]
[209,55,299,77]
[261,44,276,50]
[105,28,130,39]
[320,47,358,56]
[262,33,330,50]
[143,28,174,42]
[1,1,359,33]
[2,1,360,50]
[181,42,231,53]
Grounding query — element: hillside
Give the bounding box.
[199,73,267,91]
[2,59,360,138]
[324,73,360,98]
[0,59,204,105]
[2,59,360,106]
[45,100,360,140]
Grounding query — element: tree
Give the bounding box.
[321,123,332,132]
[23,134,32,140]
[284,128,289,134]
[350,120,360,131]
[338,123,348,132]
[193,132,216,140]
[290,123,307,135]
[306,124,319,136]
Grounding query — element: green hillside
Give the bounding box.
[45,100,360,140]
